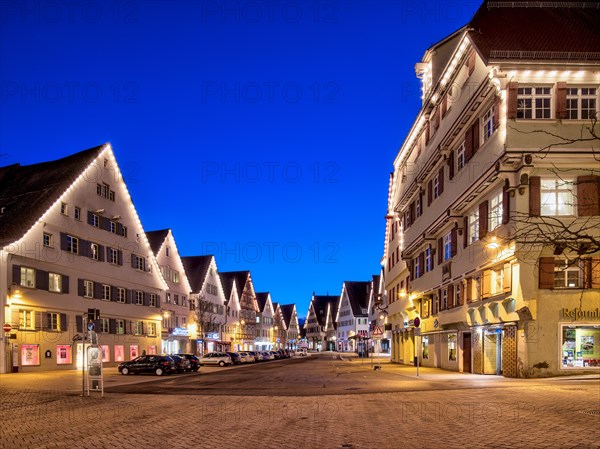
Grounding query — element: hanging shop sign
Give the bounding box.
[172,327,190,336]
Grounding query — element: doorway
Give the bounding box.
[462,333,472,373]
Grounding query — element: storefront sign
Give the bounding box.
[206,333,219,339]
[562,308,599,321]
[172,327,190,336]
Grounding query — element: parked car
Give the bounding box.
[263,351,275,360]
[169,354,192,373]
[239,352,255,363]
[271,350,282,360]
[177,353,201,371]
[226,352,243,365]
[294,348,308,357]
[199,352,232,367]
[118,355,176,376]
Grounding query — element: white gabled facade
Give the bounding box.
[335,282,369,353]
[1,144,167,372]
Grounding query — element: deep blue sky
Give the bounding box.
[0,0,478,317]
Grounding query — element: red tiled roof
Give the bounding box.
[469,1,600,62]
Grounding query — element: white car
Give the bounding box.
[199,352,232,367]
[238,352,255,363]
[294,348,308,357]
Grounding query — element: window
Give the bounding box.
[66,235,79,254]
[147,322,156,336]
[43,233,53,247]
[133,255,145,271]
[448,334,457,361]
[489,191,503,231]
[100,318,109,333]
[102,284,111,301]
[415,256,422,278]
[74,206,81,221]
[46,312,60,331]
[425,247,432,273]
[469,209,479,244]
[102,183,109,198]
[135,291,143,305]
[433,174,441,199]
[60,203,68,215]
[116,319,125,335]
[441,289,448,310]
[110,221,117,234]
[109,248,118,265]
[517,86,552,119]
[117,287,126,303]
[567,87,597,120]
[181,317,187,327]
[20,267,35,288]
[90,243,100,261]
[490,267,504,295]
[49,273,62,293]
[561,325,600,369]
[415,194,422,218]
[554,259,581,289]
[181,296,187,308]
[91,213,99,228]
[120,225,127,237]
[457,143,466,171]
[166,293,171,303]
[109,191,115,201]
[474,277,481,301]
[19,310,34,329]
[133,321,142,335]
[166,247,170,257]
[443,232,452,261]
[541,179,575,216]
[482,107,495,141]
[173,271,179,284]
[84,280,94,298]
[149,294,156,307]
[173,294,179,305]
[97,183,115,201]
[455,283,461,307]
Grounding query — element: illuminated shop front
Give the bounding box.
[561,325,600,369]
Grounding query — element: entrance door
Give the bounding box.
[462,333,472,373]
[483,331,503,375]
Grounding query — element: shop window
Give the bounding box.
[448,334,457,361]
[541,179,575,216]
[561,325,600,368]
[56,345,72,365]
[101,345,110,362]
[21,344,40,366]
[114,345,125,362]
[422,336,429,359]
[129,345,139,360]
[554,259,582,288]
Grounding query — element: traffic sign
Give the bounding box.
[3,323,12,333]
[372,326,384,336]
[413,317,421,328]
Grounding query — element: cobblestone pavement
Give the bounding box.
[1,354,599,449]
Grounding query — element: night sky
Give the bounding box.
[0,0,478,317]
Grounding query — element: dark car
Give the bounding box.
[118,355,176,376]
[226,352,242,365]
[169,354,192,373]
[177,353,200,371]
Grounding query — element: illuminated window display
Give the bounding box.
[101,345,110,363]
[114,345,125,362]
[21,345,40,366]
[448,333,457,361]
[148,345,157,355]
[129,345,139,360]
[422,336,429,359]
[561,325,600,368]
[56,345,72,364]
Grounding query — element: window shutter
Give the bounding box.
[432,295,438,315]
[94,282,103,299]
[60,232,68,251]
[466,278,472,302]
[502,179,510,224]
[144,292,150,306]
[591,258,600,289]
[76,315,83,333]
[60,313,68,331]
[503,263,512,293]
[472,121,480,152]
[111,286,118,302]
[410,201,415,224]
[493,96,501,130]
[62,275,69,294]
[459,281,465,306]
[87,211,94,225]
[428,180,433,206]
[34,311,43,330]
[78,278,85,297]
[479,201,488,240]
[434,108,440,131]
[36,269,48,291]
[98,245,105,262]
[463,216,469,248]
[538,257,555,289]
[582,259,593,289]
[12,265,21,285]
[109,318,117,334]
[465,125,473,162]
[438,166,444,195]
[451,227,458,257]
[577,175,600,216]
[79,239,89,258]
[481,271,491,299]
[467,50,476,75]
[117,250,123,266]
[155,294,161,307]
[437,238,443,265]
[127,289,133,304]
[117,223,124,236]
[507,82,518,119]
[529,176,541,216]
[418,252,425,277]
[556,82,567,119]
[448,151,455,180]
[448,285,454,308]
[101,216,111,231]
